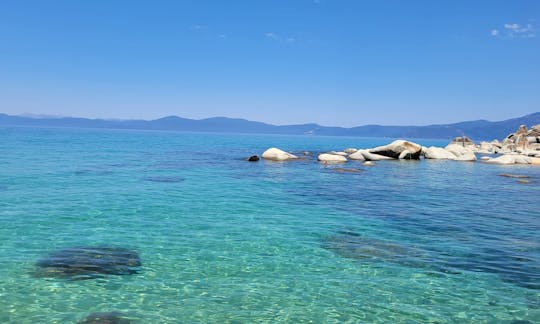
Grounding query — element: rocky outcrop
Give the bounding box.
[500,124,540,155]
[445,144,477,161]
[318,153,347,163]
[450,136,476,149]
[262,148,298,161]
[369,140,422,160]
[423,146,456,160]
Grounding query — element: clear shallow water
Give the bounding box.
[0,127,539,323]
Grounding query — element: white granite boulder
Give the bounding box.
[318,153,347,163]
[445,144,477,161]
[261,148,298,161]
[485,154,530,165]
[370,140,422,159]
[423,146,456,160]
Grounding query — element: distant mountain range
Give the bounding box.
[1,112,539,141]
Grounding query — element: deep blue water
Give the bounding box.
[0,127,539,323]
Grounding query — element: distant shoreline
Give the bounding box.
[1,112,539,141]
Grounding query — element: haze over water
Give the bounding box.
[1,127,538,323]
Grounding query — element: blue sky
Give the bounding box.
[0,0,539,126]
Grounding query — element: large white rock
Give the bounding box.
[485,154,531,165]
[370,140,422,159]
[445,144,477,161]
[348,150,366,160]
[329,151,348,156]
[318,153,347,163]
[349,149,394,161]
[261,148,298,161]
[423,146,456,160]
[344,148,358,154]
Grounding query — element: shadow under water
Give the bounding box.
[78,311,132,324]
[323,231,540,290]
[34,247,141,280]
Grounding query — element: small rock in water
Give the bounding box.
[78,312,131,324]
[332,168,364,173]
[517,179,532,184]
[318,153,347,163]
[363,161,375,166]
[498,174,531,179]
[247,155,260,162]
[35,247,141,280]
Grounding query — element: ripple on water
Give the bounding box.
[34,247,141,280]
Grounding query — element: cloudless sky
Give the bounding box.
[0,0,539,126]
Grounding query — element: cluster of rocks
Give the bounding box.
[250,124,540,166]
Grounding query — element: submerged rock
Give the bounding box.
[331,167,364,173]
[247,155,260,162]
[143,176,185,183]
[498,174,531,179]
[78,312,131,324]
[517,179,532,184]
[35,247,141,280]
[370,140,422,160]
[323,231,426,270]
[324,231,540,290]
[261,148,298,161]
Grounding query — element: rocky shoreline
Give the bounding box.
[254,124,540,166]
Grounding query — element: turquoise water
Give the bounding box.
[0,127,539,323]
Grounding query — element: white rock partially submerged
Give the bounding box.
[484,154,531,165]
[344,148,358,154]
[348,149,393,161]
[329,151,348,156]
[348,150,366,160]
[423,146,456,160]
[318,153,347,163]
[261,148,298,161]
[445,144,477,161]
[370,140,422,159]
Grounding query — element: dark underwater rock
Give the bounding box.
[247,155,260,162]
[143,176,184,183]
[323,231,423,263]
[331,168,364,173]
[498,174,531,179]
[324,231,540,290]
[35,247,141,280]
[78,312,131,324]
